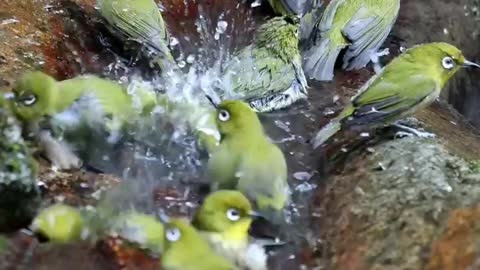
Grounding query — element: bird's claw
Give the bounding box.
[377,48,390,57]
[370,48,390,74]
[394,131,413,139]
[393,124,436,139]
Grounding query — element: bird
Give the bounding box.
[303,0,400,81]
[192,190,268,270]
[161,218,236,270]
[9,71,156,170]
[312,42,480,148]
[108,211,165,255]
[30,204,85,243]
[96,0,175,70]
[206,99,289,221]
[219,16,308,113]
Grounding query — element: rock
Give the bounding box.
[315,137,480,270]
[0,97,40,232]
[427,208,480,270]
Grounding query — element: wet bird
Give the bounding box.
[206,100,289,220]
[192,190,268,270]
[312,42,480,148]
[31,204,85,243]
[161,218,236,270]
[219,16,308,113]
[9,71,156,170]
[97,0,175,70]
[303,0,400,81]
[108,212,165,255]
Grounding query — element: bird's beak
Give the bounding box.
[158,209,171,223]
[206,95,218,108]
[463,60,480,68]
[3,92,15,100]
[248,210,265,218]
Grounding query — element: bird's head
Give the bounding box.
[163,218,204,250]
[10,71,58,123]
[405,42,479,87]
[193,190,256,241]
[209,99,264,139]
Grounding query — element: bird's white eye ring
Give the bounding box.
[21,94,37,106]
[218,110,230,122]
[442,56,455,70]
[226,208,241,221]
[165,227,181,242]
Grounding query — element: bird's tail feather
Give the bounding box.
[303,38,342,81]
[312,120,341,149]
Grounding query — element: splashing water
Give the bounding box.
[24,1,330,268]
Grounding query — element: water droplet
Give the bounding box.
[251,0,262,7]
[360,132,370,138]
[186,55,195,64]
[293,172,312,181]
[170,37,179,46]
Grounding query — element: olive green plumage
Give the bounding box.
[97,0,174,69]
[303,0,400,81]
[10,71,156,169]
[31,204,85,243]
[161,218,236,270]
[192,190,267,270]
[108,212,165,255]
[206,100,289,217]
[312,43,480,148]
[220,16,307,112]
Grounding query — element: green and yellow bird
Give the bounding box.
[108,212,165,255]
[31,204,85,243]
[219,16,308,113]
[9,71,156,170]
[303,0,400,81]
[161,218,236,270]
[312,42,480,148]
[192,190,267,270]
[206,100,289,219]
[97,0,175,70]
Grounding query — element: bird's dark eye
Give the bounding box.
[165,227,181,242]
[218,109,230,122]
[442,56,455,70]
[20,94,37,106]
[283,16,298,25]
[226,208,241,221]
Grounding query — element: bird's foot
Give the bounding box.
[38,130,83,171]
[370,48,390,74]
[393,123,436,139]
[396,117,422,127]
[377,48,390,57]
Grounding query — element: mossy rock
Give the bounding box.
[0,97,40,232]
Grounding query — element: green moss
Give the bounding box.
[0,96,40,232]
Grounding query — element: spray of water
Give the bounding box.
[91,0,259,216]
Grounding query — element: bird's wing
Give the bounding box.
[207,146,241,189]
[317,0,346,32]
[341,1,400,70]
[345,74,439,126]
[99,0,170,56]
[237,146,288,210]
[222,48,296,99]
